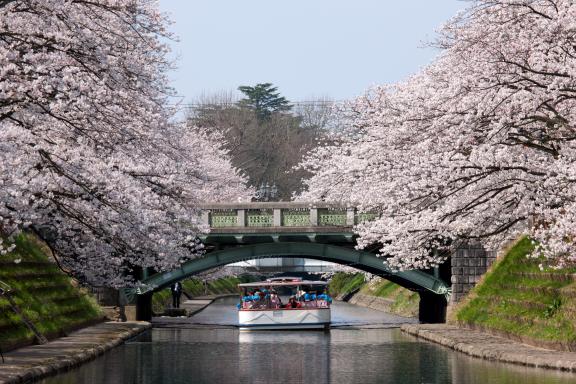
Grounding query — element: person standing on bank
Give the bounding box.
[171,282,182,308]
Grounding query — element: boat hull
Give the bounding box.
[238,308,330,330]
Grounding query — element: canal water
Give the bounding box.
[38,298,576,384]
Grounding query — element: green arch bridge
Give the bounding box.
[130,202,451,323]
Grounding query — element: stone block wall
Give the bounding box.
[451,243,496,303]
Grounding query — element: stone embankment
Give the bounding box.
[152,295,234,328]
[182,295,234,316]
[0,321,150,384]
[164,295,228,317]
[452,237,576,351]
[347,293,396,313]
[330,273,420,318]
[402,324,576,372]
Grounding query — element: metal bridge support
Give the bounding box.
[418,292,447,323]
[136,292,153,321]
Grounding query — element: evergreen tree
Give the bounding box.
[237,83,292,120]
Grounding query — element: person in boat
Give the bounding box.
[296,288,305,301]
[248,289,264,308]
[302,289,316,307]
[270,290,282,308]
[317,290,333,306]
[287,296,301,309]
[241,291,253,309]
[307,291,317,301]
[309,291,317,307]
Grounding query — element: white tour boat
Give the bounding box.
[237,277,332,330]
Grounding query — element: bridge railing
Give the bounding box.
[199,202,377,228]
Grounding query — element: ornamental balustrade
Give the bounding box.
[199,203,378,229]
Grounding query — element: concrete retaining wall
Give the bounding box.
[347,293,395,313]
[402,323,576,372]
[0,322,150,384]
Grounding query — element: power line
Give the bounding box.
[168,100,349,108]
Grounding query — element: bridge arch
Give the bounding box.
[131,242,450,323]
[137,242,449,296]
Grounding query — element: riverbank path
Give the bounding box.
[403,324,576,372]
[0,322,149,384]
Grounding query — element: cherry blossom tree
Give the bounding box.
[301,0,576,270]
[0,0,251,286]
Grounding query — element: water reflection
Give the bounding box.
[37,299,576,384]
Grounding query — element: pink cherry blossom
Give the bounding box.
[0,1,252,286]
[301,0,576,270]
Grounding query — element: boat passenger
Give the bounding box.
[310,292,318,307]
[253,289,266,301]
[288,296,301,309]
[296,289,306,300]
[317,291,333,306]
[241,292,255,309]
[303,290,318,307]
[270,291,282,308]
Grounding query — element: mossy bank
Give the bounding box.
[0,233,103,352]
[453,237,576,351]
[328,272,419,317]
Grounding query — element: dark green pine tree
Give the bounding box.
[237,83,292,120]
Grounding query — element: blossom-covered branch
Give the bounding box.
[0,0,252,286]
[301,0,576,270]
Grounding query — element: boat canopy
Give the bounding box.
[238,280,328,288]
[267,277,302,282]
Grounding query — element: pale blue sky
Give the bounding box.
[159,1,467,104]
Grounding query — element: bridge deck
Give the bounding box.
[200,202,378,229]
